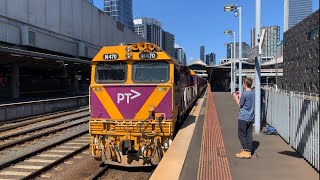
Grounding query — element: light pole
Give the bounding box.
[224,4,243,93]
[224,30,236,94]
[233,31,236,91]
[254,0,261,133]
[225,43,234,94]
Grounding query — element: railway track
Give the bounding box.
[0,107,88,133]
[89,164,112,180]
[0,107,153,179]
[89,164,155,180]
[0,132,89,179]
[0,111,89,151]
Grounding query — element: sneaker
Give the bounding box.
[235,150,251,159]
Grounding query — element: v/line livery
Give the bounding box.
[89,42,207,166]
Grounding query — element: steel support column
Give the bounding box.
[254,0,261,133]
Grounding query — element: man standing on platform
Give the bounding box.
[233,77,255,159]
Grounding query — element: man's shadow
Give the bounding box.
[252,141,260,155]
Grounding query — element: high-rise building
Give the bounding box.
[284,0,312,30]
[162,31,175,57]
[251,26,280,58]
[174,44,187,65]
[200,46,205,62]
[104,0,134,31]
[227,42,250,59]
[134,17,162,47]
[205,53,216,66]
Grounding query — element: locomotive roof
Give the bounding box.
[92,42,180,65]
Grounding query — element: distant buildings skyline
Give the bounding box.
[104,0,134,31]
[200,46,205,62]
[134,17,163,47]
[162,31,175,58]
[226,42,250,59]
[175,44,187,65]
[251,26,281,58]
[206,52,216,66]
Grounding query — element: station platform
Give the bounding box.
[0,95,88,122]
[151,87,319,180]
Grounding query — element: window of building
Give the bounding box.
[132,61,169,83]
[95,62,127,83]
[307,28,319,40]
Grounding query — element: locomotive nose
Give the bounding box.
[90,85,172,120]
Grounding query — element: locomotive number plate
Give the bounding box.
[103,53,119,60]
[139,52,158,59]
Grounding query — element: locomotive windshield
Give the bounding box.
[132,61,169,83]
[95,62,127,83]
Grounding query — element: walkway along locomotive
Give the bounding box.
[89,42,206,166]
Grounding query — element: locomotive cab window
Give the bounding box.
[132,61,169,83]
[95,62,127,83]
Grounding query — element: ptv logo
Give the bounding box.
[117,89,141,104]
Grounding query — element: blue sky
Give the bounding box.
[94,0,319,64]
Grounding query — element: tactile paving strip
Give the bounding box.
[197,89,232,180]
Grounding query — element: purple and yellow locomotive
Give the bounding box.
[89,42,206,166]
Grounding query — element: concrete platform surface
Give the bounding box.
[150,92,206,180]
[149,90,319,180]
[213,92,319,180]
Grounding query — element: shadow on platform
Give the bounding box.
[252,141,260,155]
[180,116,196,130]
[278,150,303,158]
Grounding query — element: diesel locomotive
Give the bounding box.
[89,42,206,166]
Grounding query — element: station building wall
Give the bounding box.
[280,10,319,94]
[0,0,145,58]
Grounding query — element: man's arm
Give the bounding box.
[233,92,241,108]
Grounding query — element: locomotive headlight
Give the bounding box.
[125,53,131,59]
[163,142,169,149]
[126,46,131,52]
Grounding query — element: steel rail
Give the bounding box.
[22,143,90,180]
[0,118,89,151]
[0,113,89,140]
[89,164,111,180]
[0,130,88,170]
[0,107,88,130]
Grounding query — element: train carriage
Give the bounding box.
[89,42,206,167]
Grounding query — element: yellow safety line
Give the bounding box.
[134,86,171,120]
[93,88,124,119]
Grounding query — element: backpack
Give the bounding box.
[264,126,278,135]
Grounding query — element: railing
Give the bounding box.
[263,88,319,171]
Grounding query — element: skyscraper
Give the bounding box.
[162,31,175,57]
[251,26,280,58]
[226,42,250,59]
[104,0,134,31]
[174,44,187,65]
[200,46,205,62]
[205,53,216,66]
[134,17,162,47]
[284,0,312,30]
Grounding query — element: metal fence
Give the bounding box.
[263,88,319,171]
